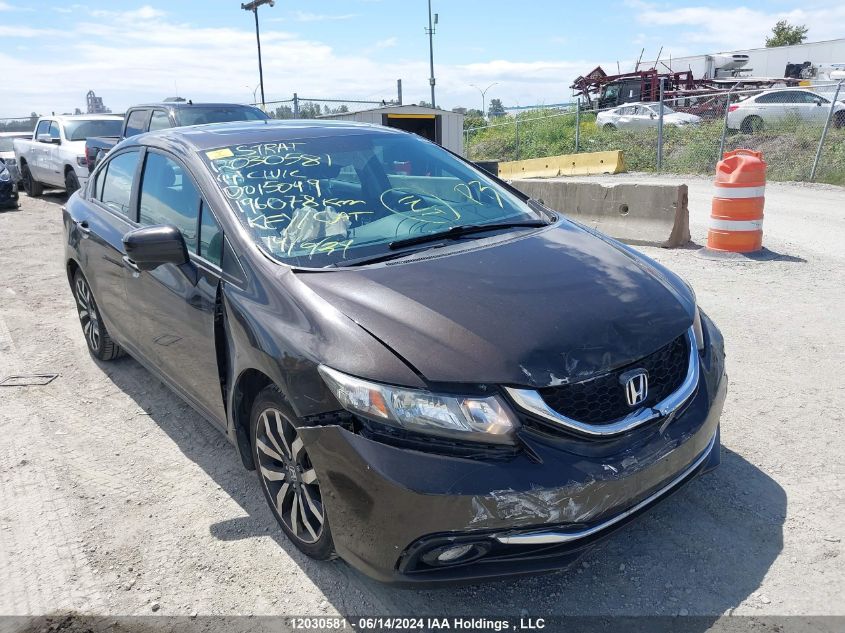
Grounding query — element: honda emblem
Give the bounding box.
[620,369,649,407]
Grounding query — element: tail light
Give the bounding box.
[728,105,739,112]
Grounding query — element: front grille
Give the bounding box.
[536,334,689,426]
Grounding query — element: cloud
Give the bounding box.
[630,3,845,53]
[373,37,398,49]
[291,11,358,22]
[90,5,165,21]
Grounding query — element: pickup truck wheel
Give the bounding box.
[65,170,80,195]
[21,164,43,197]
[73,270,124,361]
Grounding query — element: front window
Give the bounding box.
[176,106,268,127]
[202,130,541,267]
[64,119,123,141]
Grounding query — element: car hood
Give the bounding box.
[295,222,694,388]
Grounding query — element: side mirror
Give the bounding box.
[123,225,188,271]
[37,134,59,144]
[650,112,656,119]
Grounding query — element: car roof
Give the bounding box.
[44,114,123,121]
[131,119,404,152]
[131,102,263,109]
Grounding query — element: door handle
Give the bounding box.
[122,255,140,274]
[76,220,91,236]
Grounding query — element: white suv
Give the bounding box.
[727,89,845,133]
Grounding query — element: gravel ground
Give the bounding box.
[0,179,843,622]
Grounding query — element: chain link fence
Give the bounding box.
[258,94,399,120]
[465,81,845,186]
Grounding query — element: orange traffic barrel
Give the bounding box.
[707,149,766,253]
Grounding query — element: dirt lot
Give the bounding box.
[0,178,843,621]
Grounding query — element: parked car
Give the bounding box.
[0,159,18,209]
[727,88,845,132]
[0,131,32,182]
[84,102,269,172]
[14,115,123,196]
[596,103,701,131]
[64,120,726,584]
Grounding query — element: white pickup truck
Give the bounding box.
[14,115,123,196]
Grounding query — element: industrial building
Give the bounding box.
[320,104,465,156]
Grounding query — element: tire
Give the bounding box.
[834,111,845,129]
[251,385,335,560]
[65,169,80,196]
[21,163,43,197]
[603,123,616,131]
[72,270,124,361]
[740,116,763,134]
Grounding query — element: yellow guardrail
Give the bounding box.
[498,150,626,179]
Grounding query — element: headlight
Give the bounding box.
[0,167,10,182]
[693,307,705,352]
[318,366,518,444]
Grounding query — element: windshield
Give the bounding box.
[64,119,123,141]
[202,130,539,267]
[177,106,269,127]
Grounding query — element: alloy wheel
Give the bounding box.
[75,275,102,353]
[255,408,324,544]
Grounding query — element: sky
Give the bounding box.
[1,0,843,118]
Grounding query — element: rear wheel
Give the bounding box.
[834,111,845,129]
[72,270,123,361]
[740,116,763,133]
[65,170,80,195]
[251,386,334,560]
[603,123,617,131]
[21,163,43,197]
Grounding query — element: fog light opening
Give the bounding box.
[421,542,490,567]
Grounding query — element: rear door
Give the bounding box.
[43,121,64,186]
[31,120,51,181]
[123,148,228,424]
[74,148,142,340]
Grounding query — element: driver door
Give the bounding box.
[124,148,227,425]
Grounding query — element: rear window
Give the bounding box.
[64,119,123,142]
[176,106,268,127]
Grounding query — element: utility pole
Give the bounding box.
[241,0,275,110]
[426,0,437,108]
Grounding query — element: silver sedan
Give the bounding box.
[596,103,701,131]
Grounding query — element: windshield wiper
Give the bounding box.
[330,248,430,268]
[388,220,549,251]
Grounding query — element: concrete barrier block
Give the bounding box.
[512,179,690,248]
[498,151,625,179]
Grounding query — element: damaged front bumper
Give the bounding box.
[298,337,727,585]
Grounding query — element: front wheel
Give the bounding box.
[65,170,80,195]
[72,270,123,361]
[21,164,43,197]
[833,111,845,129]
[251,386,335,560]
[602,123,617,131]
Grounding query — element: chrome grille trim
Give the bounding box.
[505,328,699,437]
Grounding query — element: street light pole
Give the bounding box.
[471,82,498,118]
[425,0,437,108]
[241,0,275,110]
